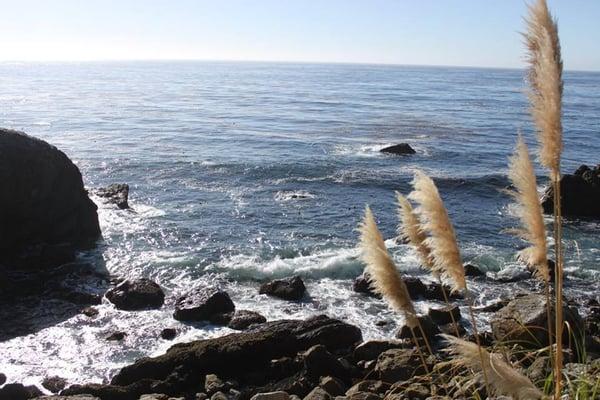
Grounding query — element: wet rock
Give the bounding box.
[303,345,350,383]
[319,376,345,396]
[0,373,5,385]
[227,310,267,330]
[105,278,165,311]
[352,273,379,298]
[82,306,99,318]
[173,287,235,322]
[463,263,485,277]
[428,305,461,326]
[303,387,331,400]
[106,331,127,341]
[0,383,43,400]
[0,128,100,258]
[259,276,306,301]
[491,293,584,347]
[42,376,67,393]
[474,299,510,313]
[404,277,428,299]
[424,282,461,301]
[353,340,406,361]
[250,392,290,400]
[379,143,416,155]
[397,315,440,343]
[93,183,129,209]
[373,348,427,383]
[542,164,600,218]
[160,328,178,340]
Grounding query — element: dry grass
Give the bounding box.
[396,191,435,273]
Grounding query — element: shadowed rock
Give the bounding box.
[105,279,165,311]
[379,143,416,156]
[541,164,600,218]
[173,287,235,322]
[92,184,129,209]
[259,276,306,301]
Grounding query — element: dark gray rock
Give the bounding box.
[428,304,461,326]
[303,387,331,400]
[227,310,267,330]
[396,315,440,343]
[0,129,100,257]
[379,143,416,155]
[173,287,235,322]
[373,348,427,383]
[160,328,178,340]
[0,383,43,400]
[353,340,406,362]
[542,164,600,218]
[106,331,127,341]
[259,276,306,301]
[105,278,165,311]
[319,376,345,396]
[303,345,350,383]
[352,273,379,298]
[42,376,68,393]
[92,184,129,209]
[463,263,485,277]
[0,373,5,386]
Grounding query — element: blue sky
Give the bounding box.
[1,0,598,70]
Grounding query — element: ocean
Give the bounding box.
[1,61,599,386]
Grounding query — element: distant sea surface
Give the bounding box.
[1,61,599,385]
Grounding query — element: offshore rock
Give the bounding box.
[173,287,235,322]
[105,278,165,311]
[541,164,600,218]
[259,276,306,301]
[92,184,129,209]
[379,143,416,155]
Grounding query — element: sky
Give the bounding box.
[0,0,598,71]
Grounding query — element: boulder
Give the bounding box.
[303,345,350,383]
[396,315,440,343]
[352,273,379,298]
[353,340,406,362]
[227,310,267,330]
[42,376,67,393]
[345,380,390,396]
[463,263,485,277]
[0,373,5,385]
[424,282,462,301]
[303,387,331,400]
[373,348,427,383]
[403,277,428,299]
[259,276,306,301]
[251,392,290,400]
[490,294,584,347]
[160,328,178,340]
[106,331,127,341]
[379,143,416,156]
[92,184,129,209]
[541,164,600,218]
[0,383,43,400]
[428,305,461,326]
[173,287,235,322]
[105,278,165,311]
[0,129,100,257]
[35,396,101,400]
[319,376,345,396]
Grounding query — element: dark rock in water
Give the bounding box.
[42,376,68,393]
[228,310,267,330]
[491,294,584,347]
[160,328,178,340]
[173,287,235,321]
[379,143,416,156]
[353,340,406,362]
[104,315,361,397]
[0,129,100,257]
[428,305,461,326]
[105,278,165,311]
[373,348,427,383]
[82,306,99,318]
[0,373,5,385]
[352,273,379,298]
[463,263,485,277]
[424,281,462,301]
[396,315,440,343]
[106,331,127,341]
[0,383,43,400]
[404,277,428,299]
[474,299,510,313]
[541,164,600,218]
[259,276,306,301]
[93,184,130,209]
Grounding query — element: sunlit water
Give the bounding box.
[1,61,599,387]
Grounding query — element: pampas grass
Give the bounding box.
[396,192,435,272]
[443,334,544,400]
[507,135,550,283]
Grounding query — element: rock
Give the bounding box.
[379,143,416,155]
[92,184,129,209]
[474,299,510,313]
[107,316,361,395]
[397,315,440,343]
[0,129,100,257]
[527,356,551,383]
[352,273,379,298]
[82,306,99,318]
[353,340,406,361]
[373,348,427,383]
[491,294,584,347]
[0,373,5,385]
[160,328,178,340]
[196,394,209,400]
[345,393,379,400]
[542,164,600,218]
[139,395,169,400]
[205,374,228,396]
[259,276,306,301]
[227,310,267,330]
[319,377,345,396]
[251,392,290,400]
[304,387,331,400]
[105,278,165,311]
[173,287,235,322]
[404,383,429,400]
[345,380,390,396]
[404,277,428,299]
[428,305,461,326]
[463,263,485,277]
[211,391,228,400]
[0,383,43,400]
[424,282,461,301]
[42,376,67,393]
[106,331,127,341]
[35,396,101,400]
[303,345,350,383]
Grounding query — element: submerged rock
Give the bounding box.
[541,164,600,218]
[92,184,130,210]
[105,278,165,311]
[259,276,306,301]
[0,129,100,257]
[173,287,235,321]
[379,143,416,156]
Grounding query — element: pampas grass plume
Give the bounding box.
[359,206,418,328]
[396,192,435,273]
[442,334,544,400]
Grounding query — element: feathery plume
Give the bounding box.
[507,135,550,283]
[359,206,418,328]
[396,192,435,273]
[442,334,544,400]
[524,0,563,176]
[408,171,466,293]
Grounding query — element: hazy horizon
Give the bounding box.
[1,0,599,71]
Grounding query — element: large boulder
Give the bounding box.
[259,276,306,301]
[490,294,584,347]
[373,348,427,383]
[0,129,100,256]
[379,144,416,156]
[173,287,235,321]
[92,184,129,209]
[105,279,165,311]
[541,164,600,218]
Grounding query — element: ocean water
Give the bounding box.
[1,61,599,387]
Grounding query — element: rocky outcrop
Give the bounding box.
[0,129,100,257]
[173,287,235,321]
[92,184,130,209]
[105,279,165,311]
[541,164,600,218]
[259,276,306,301]
[227,310,267,330]
[379,144,416,156]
